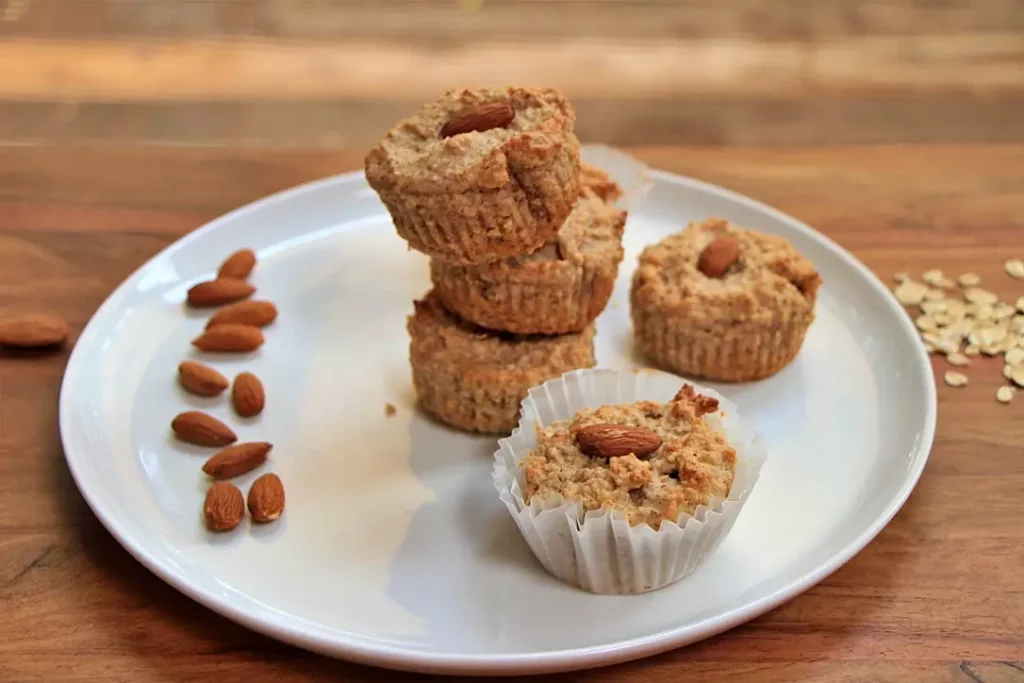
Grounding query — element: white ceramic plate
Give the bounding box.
[60,155,936,676]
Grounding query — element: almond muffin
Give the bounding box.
[521,384,736,529]
[631,218,822,381]
[365,87,580,265]
[429,190,627,334]
[408,292,596,433]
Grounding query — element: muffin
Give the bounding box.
[522,384,735,529]
[407,292,596,433]
[631,218,822,381]
[429,190,627,334]
[579,162,623,204]
[365,87,581,265]
[493,368,766,594]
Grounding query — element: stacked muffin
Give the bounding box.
[365,87,627,433]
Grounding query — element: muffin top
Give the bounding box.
[631,218,822,325]
[522,384,736,529]
[365,87,576,194]
[408,292,595,380]
[579,163,623,204]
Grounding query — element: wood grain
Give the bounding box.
[0,144,1022,682]
[0,0,1023,145]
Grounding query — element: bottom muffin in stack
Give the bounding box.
[407,293,596,433]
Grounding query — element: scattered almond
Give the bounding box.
[247,473,285,523]
[232,371,265,418]
[575,424,663,459]
[187,278,255,307]
[192,324,264,352]
[178,361,229,397]
[171,410,237,447]
[440,101,515,138]
[697,235,741,278]
[0,314,70,348]
[202,441,272,479]
[203,482,245,531]
[217,248,257,280]
[205,300,278,329]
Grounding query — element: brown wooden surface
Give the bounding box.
[2,0,1024,146]
[0,144,1023,682]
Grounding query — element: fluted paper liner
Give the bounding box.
[492,368,766,594]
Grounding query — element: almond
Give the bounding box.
[171,410,238,447]
[203,482,245,531]
[217,248,256,280]
[247,473,285,523]
[232,371,265,417]
[697,235,741,278]
[186,278,255,307]
[205,300,278,330]
[178,361,229,397]
[202,441,272,480]
[575,423,663,459]
[0,314,70,348]
[440,101,515,138]
[192,324,264,352]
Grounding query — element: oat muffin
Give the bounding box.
[631,218,822,381]
[522,384,736,529]
[365,87,580,265]
[579,162,622,204]
[408,292,596,433]
[429,190,626,334]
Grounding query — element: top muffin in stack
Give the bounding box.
[365,87,627,433]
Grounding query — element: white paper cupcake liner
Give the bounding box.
[492,368,766,594]
[580,144,652,212]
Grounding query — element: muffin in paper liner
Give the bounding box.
[492,368,766,594]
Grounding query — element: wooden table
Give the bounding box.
[1,145,1022,682]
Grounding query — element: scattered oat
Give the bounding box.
[922,269,945,287]
[994,303,1016,320]
[946,353,970,367]
[895,279,930,305]
[1011,368,1024,388]
[944,371,968,387]
[1005,258,1024,279]
[923,288,947,301]
[920,299,947,315]
[958,272,981,287]
[964,288,999,306]
[1005,364,1016,380]
[964,344,981,356]
[915,315,937,332]
[1007,347,1024,367]
[385,403,397,417]
[894,272,910,283]
[1017,297,1024,313]
[922,342,936,354]
[996,386,1015,404]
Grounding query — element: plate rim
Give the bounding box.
[59,166,937,676]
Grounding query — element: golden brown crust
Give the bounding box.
[429,192,626,333]
[407,292,597,433]
[630,218,821,381]
[365,87,581,265]
[522,385,736,529]
[579,162,623,204]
